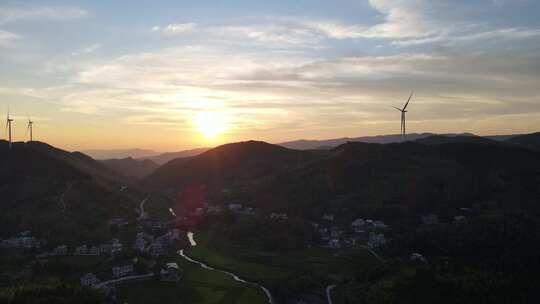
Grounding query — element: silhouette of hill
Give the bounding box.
[0,141,145,243]
[145,147,210,165]
[506,132,540,151]
[278,133,475,150]
[415,134,501,145]
[140,137,540,220]
[141,141,321,192]
[101,157,158,179]
[81,148,159,160]
[24,141,127,183]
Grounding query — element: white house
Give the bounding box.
[322,214,335,221]
[112,264,134,278]
[53,245,68,256]
[160,262,182,282]
[351,218,365,227]
[328,239,341,249]
[74,245,88,255]
[111,240,123,254]
[368,232,387,249]
[270,213,288,220]
[80,273,100,287]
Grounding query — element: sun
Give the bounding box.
[194,112,229,139]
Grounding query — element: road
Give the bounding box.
[137,196,150,220]
[326,284,337,304]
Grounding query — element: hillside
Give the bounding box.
[141,141,322,193]
[506,132,540,151]
[0,141,148,243]
[145,147,210,165]
[101,157,159,178]
[278,133,476,150]
[81,148,159,159]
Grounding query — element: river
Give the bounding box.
[179,232,275,304]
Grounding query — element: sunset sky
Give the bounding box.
[1,0,539,151]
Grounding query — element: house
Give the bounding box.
[88,246,99,256]
[330,227,342,238]
[322,214,335,221]
[160,262,182,282]
[270,213,288,220]
[373,221,388,229]
[454,215,466,222]
[80,273,100,287]
[422,214,439,225]
[351,218,365,227]
[228,204,243,212]
[112,264,134,278]
[410,253,427,263]
[149,241,165,257]
[111,239,123,254]
[98,244,112,256]
[328,239,341,249]
[74,245,88,255]
[368,232,387,249]
[53,245,68,255]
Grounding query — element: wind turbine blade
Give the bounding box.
[403,92,413,110]
[393,106,403,112]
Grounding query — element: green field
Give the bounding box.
[186,232,379,300]
[117,251,268,304]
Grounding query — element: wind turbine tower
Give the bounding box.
[393,92,413,141]
[6,110,14,149]
[27,118,34,142]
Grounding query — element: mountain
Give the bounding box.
[101,157,159,178]
[140,137,540,220]
[278,133,475,150]
[145,147,210,165]
[506,132,540,151]
[0,140,147,243]
[141,141,322,195]
[25,141,127,183]
[81,148,159,160]
[415,134,501,145]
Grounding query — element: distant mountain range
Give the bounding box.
[82,133,529,162]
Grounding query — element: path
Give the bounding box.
[326,284,336,304]
[94,273,154,289]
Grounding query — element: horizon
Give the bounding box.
[2,0,540,151]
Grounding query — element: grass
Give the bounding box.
[186,232,379,299]
[117,251,268,304]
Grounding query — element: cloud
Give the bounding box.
[0,29,19,46]
[71,43,102,56]
[0,6,88,24]
[152,23,197,35]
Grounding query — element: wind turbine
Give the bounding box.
[6,108,14,149]
[393,92,413,141]
[26,117,34,142]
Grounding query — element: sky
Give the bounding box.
[0,0,539,151]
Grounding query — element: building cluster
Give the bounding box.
[0,231,46,249]
[316,215,390,249]
[133,229,181,257]
[47,239,123,257]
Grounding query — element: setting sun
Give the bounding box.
[194,112,229,139]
